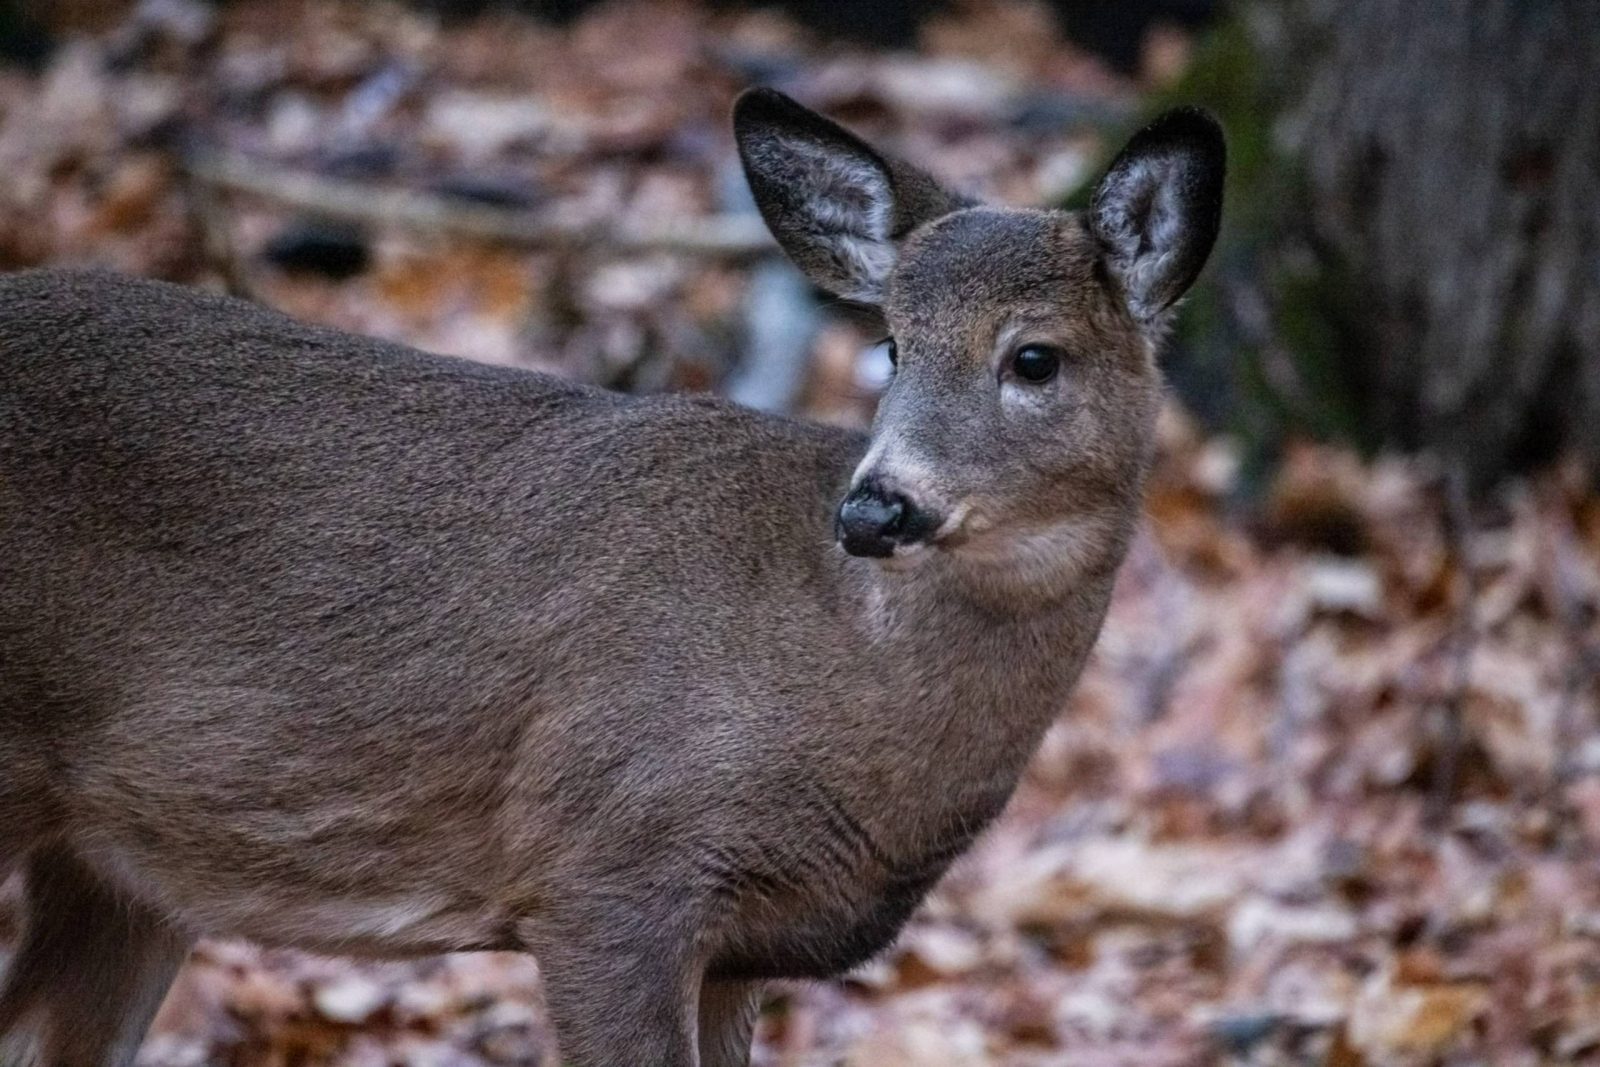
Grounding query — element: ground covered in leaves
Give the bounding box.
[1,2,1598,1065]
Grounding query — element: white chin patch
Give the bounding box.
[881,541,933,571]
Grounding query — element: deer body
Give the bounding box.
[0,92,1222,1066]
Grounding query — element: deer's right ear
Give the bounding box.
[734,88,965,305]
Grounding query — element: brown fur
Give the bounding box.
[0,93,1222,1066]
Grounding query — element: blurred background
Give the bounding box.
[0,0,1597,1064]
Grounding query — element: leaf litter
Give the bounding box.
[0,1,1597,1063]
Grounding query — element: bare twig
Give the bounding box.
[1541,498,1600,801]
[178,161,254,300]
[182,151,779,258]
[1427,460,1479,829]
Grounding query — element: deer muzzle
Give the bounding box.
[835,481,942,559]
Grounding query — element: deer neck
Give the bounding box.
[818,500,1134,825]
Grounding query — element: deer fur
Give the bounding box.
[0,91,1223,1066]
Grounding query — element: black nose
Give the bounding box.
[835,483,937,558]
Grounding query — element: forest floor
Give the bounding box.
[1,2,1598,1065]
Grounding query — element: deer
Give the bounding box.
[0,88,1223,1066]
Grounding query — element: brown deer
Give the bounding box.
[0,89,1223,1066]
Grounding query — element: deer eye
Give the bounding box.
[1010,344,1062,384]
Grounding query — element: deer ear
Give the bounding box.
[734,88,966,305]
[1088,107,1225,323]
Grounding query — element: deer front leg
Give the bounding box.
[522,907,702,1067]
[699,980,761,1067]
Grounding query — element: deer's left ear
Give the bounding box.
[1088,107,1226,323]
[735,87,969,305]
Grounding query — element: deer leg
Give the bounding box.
[521,909,703,1067]
[698,980,761,1067]
[0,845,192,1067]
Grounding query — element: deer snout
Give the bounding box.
[835,480,942,559]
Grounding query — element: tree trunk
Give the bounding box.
[1164,0,1600,489]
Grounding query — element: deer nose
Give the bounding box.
[835,483,938,558]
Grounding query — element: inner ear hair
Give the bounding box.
[1088,107,1226,323]
[734,88,970,305]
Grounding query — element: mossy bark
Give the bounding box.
[1142,0,1600,489]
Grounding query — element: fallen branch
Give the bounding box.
[183,151,779,258]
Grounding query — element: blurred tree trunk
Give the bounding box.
[1164,0,1600,489]
[12,0,131,33]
